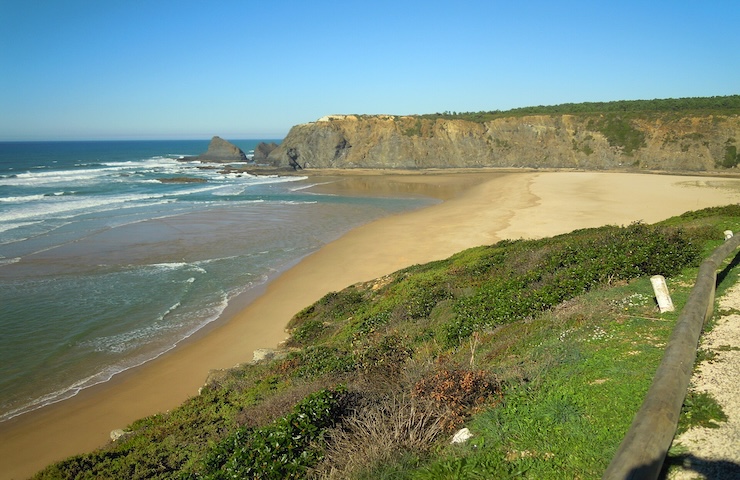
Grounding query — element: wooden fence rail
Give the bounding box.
[603,233,740,479]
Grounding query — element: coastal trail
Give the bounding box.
[667,277,740,479]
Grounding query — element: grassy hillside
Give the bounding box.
[34,205,740,479]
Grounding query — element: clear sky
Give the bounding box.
[1,0,738,140]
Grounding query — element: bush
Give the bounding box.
[288,346,357,378]
[413,369,501,431]
[356,334,413,379]
[587,115,646,154]
[444,223,699,345]
[721,144,739,168]
[200,388,346,479]
[316,395,446,478]
[291,318,326,345]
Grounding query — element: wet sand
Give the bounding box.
[2,170,740,479]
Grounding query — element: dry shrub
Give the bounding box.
[412,368,501,431]
[314,395,445,478]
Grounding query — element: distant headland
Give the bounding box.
[255,95,740,172]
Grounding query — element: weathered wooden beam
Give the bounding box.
[603,233,740,480]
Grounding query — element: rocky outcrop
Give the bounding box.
[157,177,207,183]
[110,429,131,442]
[253,142,279,163]
[266,114,740,172]
[183,136,248,163]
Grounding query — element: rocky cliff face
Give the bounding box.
[266,114,740,171]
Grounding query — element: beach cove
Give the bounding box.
[3,170,740,479]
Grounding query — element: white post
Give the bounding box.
[651,275,675,313]
[724,230,734,240]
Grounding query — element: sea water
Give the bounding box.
[0,140,432,421]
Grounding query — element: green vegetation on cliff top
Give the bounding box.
[417,94,740,123]
[34,205,740,479]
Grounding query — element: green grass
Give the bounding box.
[32,205,740,479]
[675,390,728,435]
[411,279,680,479]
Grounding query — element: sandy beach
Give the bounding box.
[2,170,740,479]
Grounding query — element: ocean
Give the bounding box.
[0,140,431,422]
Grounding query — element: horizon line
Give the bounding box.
[0,136,286,143]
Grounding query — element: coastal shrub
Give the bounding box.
[355,308,393,335]
[401,117,425,137]
[677,204,740,221]
[289,345,357,378]
[316,395,446,478]
[356,334,414,379]
[721,144,739,168]
[417,95,740,123]
[199,387,346,479]
[446,243,513,280]
[234,379,338,429]
[412,368,501,431]
[444,223,700,345]
[320,288,365,317]
[400,281,453,320]
[586,115,646,155]
[293,288,365,324]
[291,318,326,345]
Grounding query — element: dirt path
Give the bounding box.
[667,277,740,478]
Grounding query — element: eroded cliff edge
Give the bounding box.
[266,113,740,171]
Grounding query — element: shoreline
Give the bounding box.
[3,170,740,479]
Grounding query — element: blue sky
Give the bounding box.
[1,0,738,140]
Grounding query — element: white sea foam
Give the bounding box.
[140,262,207,276]
[147,262,189,270]
[2,157,196,188]
[194,254,241,265]
[211,185,247,196]
[0,220,42,235]
[0,256,21,266]
[2,168,113,186]
[277,200,319,205]
[249,175,308,185]
[87,322,174,354]
[289,181,335,192]
[0,194,47,203]
[0,192,170,223]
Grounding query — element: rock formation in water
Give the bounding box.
[252,142,279,163]
[184,136,248,163]
[264,113,740,172]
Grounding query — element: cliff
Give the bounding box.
[266,113,740,171]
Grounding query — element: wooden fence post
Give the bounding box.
[650,275,675,313]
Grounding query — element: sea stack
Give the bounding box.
[189,136,248,163]
[252,141,279,163]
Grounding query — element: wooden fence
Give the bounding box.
[603,233,740,479]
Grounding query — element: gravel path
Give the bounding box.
[667,278,740,479]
